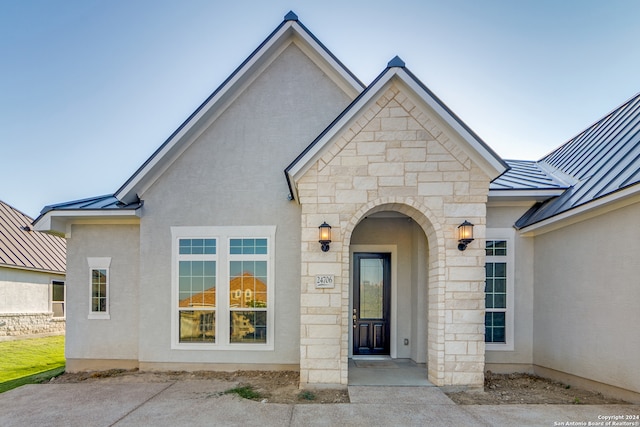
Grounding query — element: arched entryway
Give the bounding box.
[339,199,446,386]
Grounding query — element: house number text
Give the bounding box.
[315,274,334,288]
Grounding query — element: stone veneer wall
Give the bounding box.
[297,82,490,387]
[0,313,65,336]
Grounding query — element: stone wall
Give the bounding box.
[0,313,65,336]
[297,81,490,387]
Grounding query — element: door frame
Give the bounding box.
[349,245,398,358]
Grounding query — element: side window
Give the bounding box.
[87,257,111,319]
[485,230,514,351]
[51,281,65,318]
[485,240,507,343]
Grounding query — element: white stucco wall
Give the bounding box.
[0,267,63,313]
[136,43,353,367]
[65,224,140,366]
[485,204,535,369]
[533,202,640,394]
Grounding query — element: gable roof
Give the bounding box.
[114,11,364,205]
[515,93,640,229]
[285,57,509,201]
[0,200,65,274]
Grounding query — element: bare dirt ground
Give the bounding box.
[446,371,630,405]
[50,369,629,405]
[50,369,349,404]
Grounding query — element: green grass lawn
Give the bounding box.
[0,335,65,393]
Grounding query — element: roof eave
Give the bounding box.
[518,183,640,236]
[488,189,566,202]
[0,263,65,276]
[33,208,142,237]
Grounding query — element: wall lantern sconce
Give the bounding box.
[457,220,474,251]
[319,222,332,252]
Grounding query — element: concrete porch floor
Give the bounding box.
[348,358,433,386]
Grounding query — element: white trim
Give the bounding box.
[33,209,141,236]
[485,229,515,351]
[488,189,565,202]
[349,245,398,358]
[87,257,111,320]
[171,226,276,351]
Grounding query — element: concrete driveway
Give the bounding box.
[1,381,637,426]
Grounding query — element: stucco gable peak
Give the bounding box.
[114,12,364,205]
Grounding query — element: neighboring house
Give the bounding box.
[33,12,639,402]
[0,200,66,336]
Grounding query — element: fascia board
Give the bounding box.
[290,25,364,97]
[0,263,66,276]
[394,68,507,180]
[488,189,565,201]
[518,183,640,236]
[33,209,141,235]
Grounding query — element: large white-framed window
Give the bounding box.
[87,257,111,320]
[51,280,65,318]
[171,226,276,350]
[485,229,514,351]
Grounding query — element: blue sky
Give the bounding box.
[1,0,639,218]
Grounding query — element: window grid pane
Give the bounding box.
[179,310,215,343]
[485,312,506,343]
[485,262,506,309]
[179,238,216,255]
[485,240,507,256]
[178,261,216,308]
[229,260,267,308]
[230,311,267,343]
[91,269,107,312]
[230,238,268,255]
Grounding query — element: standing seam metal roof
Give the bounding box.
[0,200,65,274]
[490,159,568,191]
[516,93,640,228]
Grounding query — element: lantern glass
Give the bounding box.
[457,221,473,241]
[319,222,331,243]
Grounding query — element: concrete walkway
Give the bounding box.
[0,382,637,426]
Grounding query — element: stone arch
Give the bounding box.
[339,196,448,385]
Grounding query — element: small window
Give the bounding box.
[51,281,65,318]
[87,257,111,319]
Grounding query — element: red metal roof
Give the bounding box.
[0,200,65,274]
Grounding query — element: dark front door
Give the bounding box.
[353,253,391,355]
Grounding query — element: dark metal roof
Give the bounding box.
[490,159,568,191]
[0,200,65,274]
[39,194,130,214]
[516,93,640,228]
